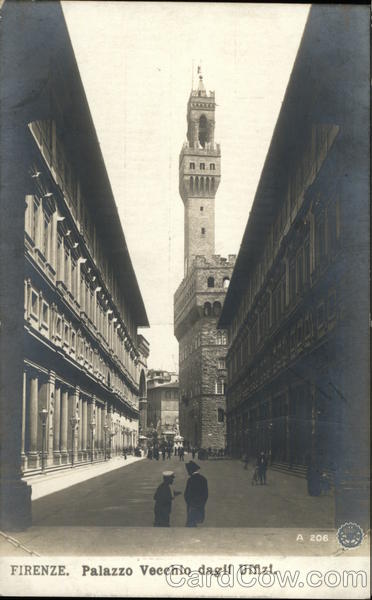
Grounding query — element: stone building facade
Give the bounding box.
[0,2,149,527]
[147,380,180,440]
[218,6,369,528]
[174,71,235,450]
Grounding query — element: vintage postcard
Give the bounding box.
[0,1,370,597]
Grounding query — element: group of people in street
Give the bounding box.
[147,444,186,461]
[243,451,268,485]
[153,460,208,528]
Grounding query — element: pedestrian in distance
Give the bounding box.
[153,471,179,527]
[243,453,249,470]
[257,451,268,485]
[184,460,208,527]
[123,447,127,460]
[192,447,196,459]
[251,465,259,485]
[167,446,171,460]
[147,447,153,460]
[179,446,185,461]
[162,447,166,461]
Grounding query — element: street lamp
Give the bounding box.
[89,418,96,463]
[39,408,48,471]
[103,423,109,461]
[70,414,80,467]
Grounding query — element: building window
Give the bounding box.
[218,358,226,369]
[201,227,205,235]
[204,302,211,317]
[317,302,325,330]
[217,408,224,423]
[42,212,50,260]
[210,163,215,170]
[200,206,203,212]
[31,198,39,243]
[213,301,221,317]
[207,276,214,288]
[215,380,225,395]
[189,162,195,169]
[42,301,49,325]
[200,163,205,170]
[223,277,230,290]
[31,291,39,317]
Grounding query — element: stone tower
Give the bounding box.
[174,69,235,450]
[179,68,221,275]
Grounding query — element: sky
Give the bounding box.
[62,2,310,372]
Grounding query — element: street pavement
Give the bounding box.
[1,454,362,557]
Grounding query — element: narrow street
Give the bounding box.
[30,455,333,529]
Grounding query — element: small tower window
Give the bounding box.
[218,408,225,422]
[207,277,214,288]
[200,163,205,170]
[201,227,206,235]
[210,163,215,170]
[189,162,195,169]
[223,277,230,289]
[204,302,211,316]
[200,206,203,212]
[198,115,209,148]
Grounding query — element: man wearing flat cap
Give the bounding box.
[184,461,208,527]
[153,471,176,527]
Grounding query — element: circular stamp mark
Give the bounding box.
[337,522,364,549]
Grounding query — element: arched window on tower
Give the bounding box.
[207,277,214,288]
[198,115,209,148]
[190,177,194,192]
[200,178,204,192]
[206,177,209,192]
[211,177,215,192]
[204,302,212,317]
[223,277,230,290]
[195,177,199,192]
[213,301,221,316]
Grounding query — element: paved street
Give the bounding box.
[2,456,370,557]
[31,454,333,529]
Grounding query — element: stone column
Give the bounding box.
[78,394,83,459]
[82,397,88,456]
[60,388,69,463]
[47,371,56,466]
[28,373,39,469]
[53,385,61,464]
[21,370,28,472]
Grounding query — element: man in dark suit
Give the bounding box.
[184,461,208,527]
[153,471,176,527]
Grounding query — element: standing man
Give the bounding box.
[153,471,176,527]
[257,451,268,485]
[192,447,196,459]
[184,461,208,527]
[161,446,166,461]
[167,444,171,460]
[179,446,185,461]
